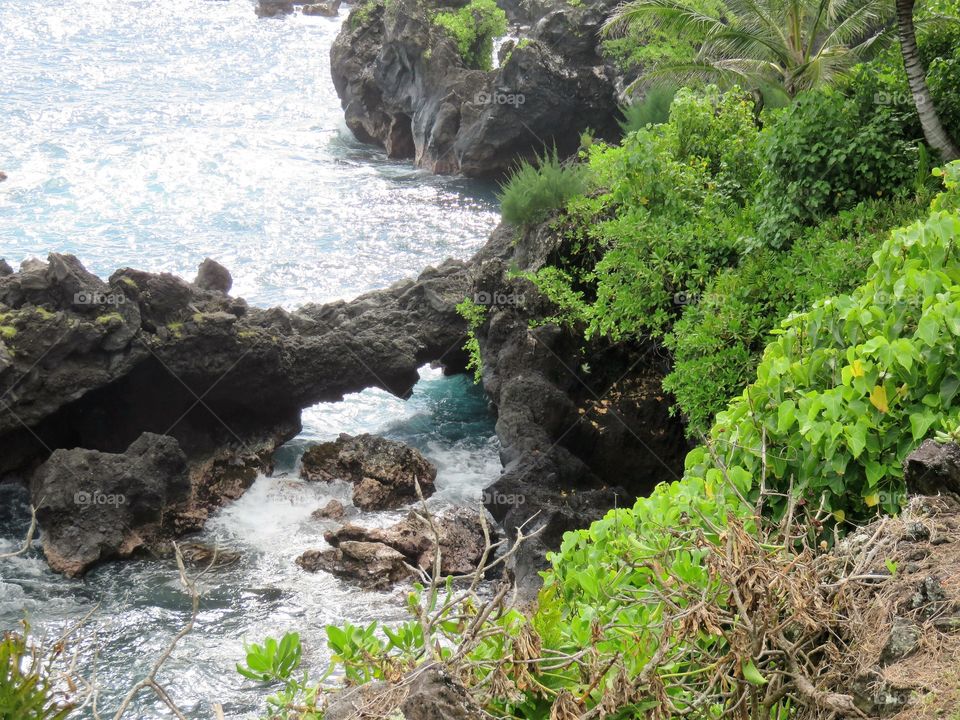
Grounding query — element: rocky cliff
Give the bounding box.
[330,0,622,177]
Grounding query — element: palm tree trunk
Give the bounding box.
[896,0,960,161]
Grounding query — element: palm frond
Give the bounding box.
[603,0,726,39]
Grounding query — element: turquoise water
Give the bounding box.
[0,0,501,717]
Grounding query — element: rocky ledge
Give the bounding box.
[330,0,621,177]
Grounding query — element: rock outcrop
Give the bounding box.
[329,0,620,177]
[5,215,690,581]
[297,509,488,587]
[0,252,475,573]
[470,223,689,598]
[30,433,192,576]
[312,498,347,520]
[300,433,437,510]
[303,0,340,16]
[904,439,960,495]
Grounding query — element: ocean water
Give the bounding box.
[0,0,502,717]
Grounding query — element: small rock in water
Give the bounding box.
[296,541,411,589]
[300,433,437,511]
[175,542,241,568]
[255,0,294,17]
[303,0,340,15]
[0,171,7,182]
[311,498,345,520]
[30,432,192,577]
[194,257,233,294]
[297,509,489,587]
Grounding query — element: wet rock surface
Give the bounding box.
[312,498,347,520]
[303,0,340,15]
[297,509,488,587]
[30,432,192,576]
[300,433,437,510]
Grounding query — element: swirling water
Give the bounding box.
[0,0,502,716]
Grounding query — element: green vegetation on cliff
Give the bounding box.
[432,0,507,71]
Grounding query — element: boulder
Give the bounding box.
[300,434,437,510]
[255,0,294,17]
[303,0,340,15]
[0,259,11,276]
[904,439,960,495]
[194,257,233,294]
[880,618,921,665]
[298,509,488,586]
[296,541,411,589]
[324,667,485,720]
[30,433,192,577]
[311,498,346,520]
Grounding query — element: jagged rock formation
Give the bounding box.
[300,433,437,510]
[330,0,621,177]
[468,222,689,597]
[297,509,488,587]
[3,216,689,579]
[0,252,474,572]
[30,433,192,576]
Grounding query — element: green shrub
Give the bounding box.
[688,162,960,524]
[528,87,761,341]
[0,628,72,720]
[664,196,927,437]
[237,632,321,719]
[456,297,487,383]
[756,90,918,248]
[617,84,678,133]
[498,149,588,227]
[432,0,507,71]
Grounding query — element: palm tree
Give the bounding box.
[604,0,960,160]
[603,0,895,97]
[895,0,959,160]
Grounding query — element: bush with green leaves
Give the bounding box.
[0,628,72,720]
[527,86,761,340]
[688,162,960,523]
[756,89,919,248]
[432,0,506,71]
[498,149,589,228]
[237,632,321,720]
[456,297,487,383]
[664,196,928,437]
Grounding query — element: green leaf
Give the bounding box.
[742,659,768,686]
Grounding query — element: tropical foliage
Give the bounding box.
[604,0,895,96]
